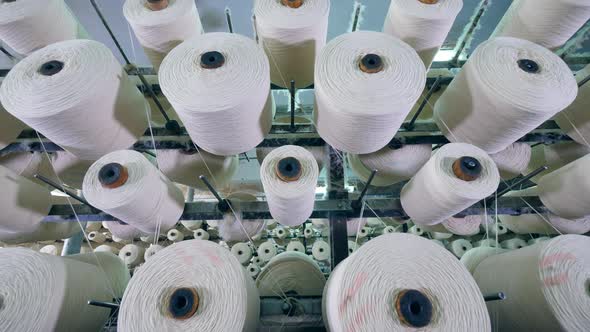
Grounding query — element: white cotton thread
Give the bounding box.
[167,228,184,242]
[448,238,472,258]
[434,37,578,154]
[555,64,590,147]
[87,231,106,244]
[248,263,261,278]
[311,239,330,261]
[95,244,120,256]
[257,145,329,172]
[489,142,532,180]
[231,242,253,265]
[314,30,426,154]
[159,32,273,156]
[118,244,145,269]
[501,237,528,250]
[193,228,210,241]
[258,241,278,263]
[286,240,306,253]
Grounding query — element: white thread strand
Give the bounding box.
[555,64,590,146]
[489,142,532,179]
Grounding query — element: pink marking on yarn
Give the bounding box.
[339,272,368,315]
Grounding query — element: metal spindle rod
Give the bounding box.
[125,64,174,125]
[0,46,15,60]
[432,143,444,151]
[88,300,120,310]
[485,165,548,204]
[351,169,377,210]
[89,0,131,65]
[142,150,156,158]
[243,153,250,162]
[351,3,361,32]
[405,76,442,131]
[34,174,91,207]
[199,175,224,204]
[225,7,234,33]
[290,80,296,132]
[578,74,590,88]
[484,292,506,302]
[530,142,544,148]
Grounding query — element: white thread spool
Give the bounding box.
[231,242,253,265]
[88,231,106,244]
[49,151,93,189]
[105,221,144,241]
[442,215,485,236]
[286,240,306,253]
[156,149,238,190]
[488,223,508,236]
[502,211,590,235]
[303,226,314,239]
[83,150,184,233]
[0,104,26,150]
[123,0,203,70]
[159,32,272,156]
[40,243,63,256]
[247,263,261,278]
[527,141,590,183]
[254,0,330,88]
[86,222,102,232]
[0,165,51,234]
[144,244,165,261]
[167,228,184,242]
[256,251,326,296]
[473,235,590,331]
[493,0,590,50]
[274,226,289,239]
[257,241,278,263]
[193,229,209,241]
[348,240,358,254]
[409,224,424,236]
[348,144,431,186]
[555,65,590,147]
[383,0,463,68]
[0,222,79,244]
[474,239,499,248]
[401,143,500,226]
[528,237,550,245]
[0,0,87,55]
[0,248,128,331]
[181,220,203,231]
[434,37,577,154]
[431,231,452,240]
[460,246,507,275]
[501,238,528,250]
[357,226,371,239]
[0,40,148,160]
[448,239,472,258]
[218,191,266,242]
[118,240,259,331]
[257,145,329,172]
[489,142,532,179]
[260,145,319,227]
[119,244,146,268]
[95,244,120,255]
[346,218,367,237]
[311,239,330,261]
[140,233,163,244]
[323,233,490,331]
[315,30,426,154]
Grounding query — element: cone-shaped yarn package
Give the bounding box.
[0,221,79,244]
[501,237,528,250]
[257,145,329,171]
[401,143,500,226]
[0,105,26,150]
[527,141,590,183]
[315,31,426,154]
[0,40,148,160]
[460,246,507,275]
[442,215,483,236]
[254,0,330,88]
[218,192,266,242]
[49,151,93,189]
[124,0,203,70]
[0,0,87,55]
[348,143,431,186]
[0,248,122,332]
[383,0,463,68]
[323,233,490,331]
[474,235,590,331]
[434,37,578,154]
[159,32,272,156]
[118,240,260,332]
[555,64,590,147]
[256,251,326,296]
[489,142,532,179]
[83,150,184,233]
[119,244,145,268]
[0,151,53,183]
[260,145,319,226]
[104,221,144,241]
[0,165,52,234]
[492,0,590,50]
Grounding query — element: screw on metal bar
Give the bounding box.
[88,300,120,310]
[34,174,91,207]
[405,76,442,131]
[199,175,231,212]
[351,169,377,210]
[484,292,506,302]
[225,7,233,33]
[578,74,590,88]
[351,3,361,32]
[485,165,548,204]
[290,80,296,132]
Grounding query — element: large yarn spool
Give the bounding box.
[489,142,532,179]
[256,145,329,172]
[493,0,590,50]
[83,150,184,233]
[156,148,238,190]
[0,0,87,55]
[527,141,590,183]
[119,244,146,269]
[401,143,500,226]
[260,145,319,227]
[448,239,473,258]
[159,32,273,156]
[323,233,490,331]
[460,246,507,275]
[473,235,590,331]
[0,248,126,331]
[383,0,463,68]
[433,37,577,154]
[311,239,330,261]
[49,151,93,189]
[0,40,148,160]
[0,105,26,149]
[555,64,590,147]
[118,240,259,331]
[253,0,330,88]
[442,215,486,236]
[123,0,203,70]
[0,151,53,183]
[104,221,144,241]
[0,165,52,234]
[0,221,79,244]
[257,251,326,296]
[215,191,266,242]
[501,237,528,250]
[348,143,431,186]
[258,241,278,263]
[314,31,426,154]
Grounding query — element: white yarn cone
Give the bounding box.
[555,64,590,147]
[348,144,431,186]
[254,0,330,88]
[0,0,87,55]
[159,32,273,156]
[0,221,79,244]
[488,222,508,237]
[489,142,532,179]
[474,239,499,248]
[443,215,485,236]
[346,218,367,237]
[492,0,590,50]
[473,235,590,331]
[409,224,424,236]
[49,151,93,189]
[83,150,184,234]
[0,105,26,150]
[181,220,203,231]
[256,251,326,296]
[95,244,120,256]
[231,242,252,265]
[256,145,329,172]
[501,237,528,250]
[87,231,106,244]
[104,221,144,241]
[383,0,463,68]
[314,30,426,154]
[286,240,306,253]
[119,244,145,269]
[144,243,165,261]
[448,238,472,258]
[86,222,102,232]
[123,0,203,70]
[526,141,590,183]
[40,243,63,256]
[323,233,490,331]
[258,241,278,263]
[347,240,359,254]
[311,239,330,261]
[167,228,184,242]
[260,145,319,227]
[460,246,507,275]
[0,40,148,160]
[247,263,261,278]
[217,191,266,242]
[118,240,259,331]
[193,228,209,241]
[0,165,52,234]
[433,37,577,154]
[401,143,500,226]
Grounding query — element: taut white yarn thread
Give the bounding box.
[401,143,500,226]
[0,165,51,234]
[492,0,590,50]
[526,141,590,183]
[144,243,165,260]
[0,40,148,160]
[0,0,87,55]
[88,231,106,244]
[348,144,431,186]
[323,233,490,331]
[473,235,590,331]
[167,228,184,242]
[159,32,273,156]
[217,191,266,242]
[123,0,203,70]
[260,145,319,227]
[257,251,326,296]
[489,142,532,179]
[254,0,330,88]
[311,239,330,261]
[501,237,528,250]
[258,241,278,263]
[119,244,145,269]
[104,221,144,241]
[460,246,507,275]
[118,240,260,331]
[0,104,26,150]
[448,238,472,258]
[433,37,578,154]
[383,0,463,68]
[314,31,426,154]
[555,64,590,147]
[83,150,184,233]
[231,242,253,265]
